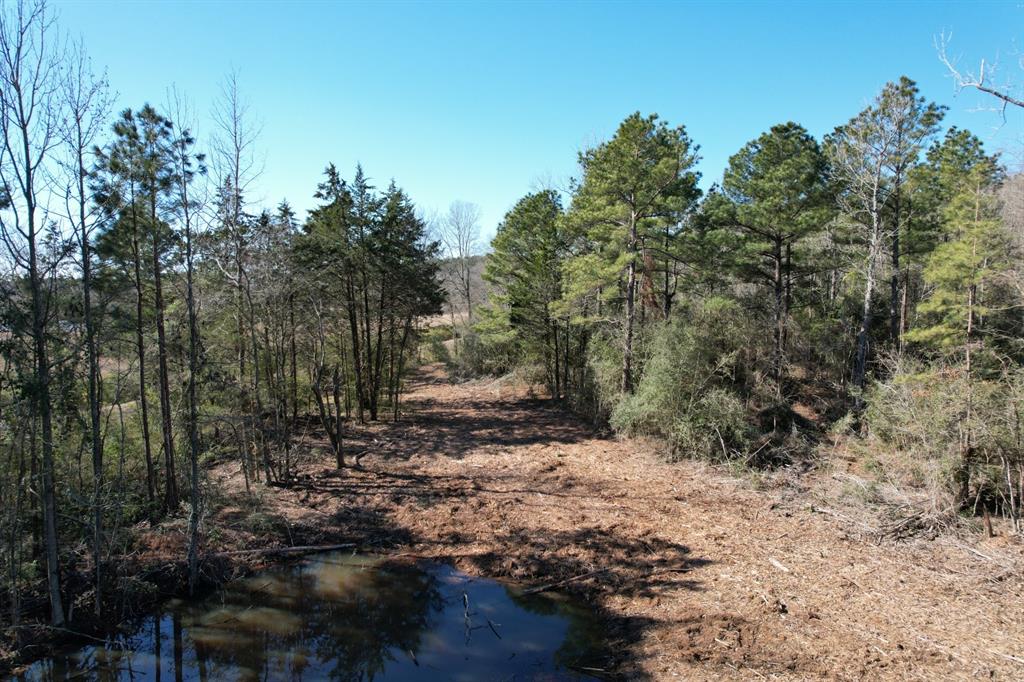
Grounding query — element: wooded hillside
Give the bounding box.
[0,1,1022,674]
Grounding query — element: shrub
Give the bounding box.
[610,298,756,462]
[866,354,1024,521]
[448,329,487,379]
[422,326,452,365]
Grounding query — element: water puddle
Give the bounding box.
[18,553,608,680]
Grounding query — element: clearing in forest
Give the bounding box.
[210,364,1024,681]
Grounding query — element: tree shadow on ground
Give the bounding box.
[340,395,594,461]
[456,525,709,597]
[237,465,720,678]
[243,367,748,678]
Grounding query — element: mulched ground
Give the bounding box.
[201,363,1024,680]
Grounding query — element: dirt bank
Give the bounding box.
[201,363,1023,680]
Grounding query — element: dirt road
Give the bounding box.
[215,364,1024,680]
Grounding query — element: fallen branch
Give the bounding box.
[522,568,611,595]
[9,624,116,646]
[810,504,875,531]
[206,543,357,560]
[941,539,995,563]
[989,649,1024,666]
[915,634,971,666]
[520,564,691,596]
[486,618,502,639]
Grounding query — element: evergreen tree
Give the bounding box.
[480,190,568,395]
[907,166,1007,503]
[717,122,831,394]
[94,105,181,512]
[568,112,701,393]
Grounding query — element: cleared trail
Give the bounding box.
[215,364,1024,680]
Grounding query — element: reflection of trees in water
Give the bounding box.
[301,560,443,680]
[170,557,443,681]
[18,557,604,681]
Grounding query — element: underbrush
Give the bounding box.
[610,299,818,468]
[448,296,1022,537]
[861,354,1024,530]
[421,326,491,380]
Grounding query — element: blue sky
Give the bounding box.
[56,0,1023,243]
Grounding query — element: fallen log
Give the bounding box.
[206,543,357,560]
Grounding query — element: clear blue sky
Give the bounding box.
[56,0,1023,243]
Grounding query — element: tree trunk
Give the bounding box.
[956,196,982,508]
[621,213,638,394]
[244,287,271,483]
[361,267,375,419]
[28,207,65,626]
[890,182,902,344]
[152,225,178,512]
[182,180,202,595]
[332,366,344,468]
[772,237,785,397]
[392,317,414,422]
[853,173,886,393]
[345,275,365,422]
[784,242,793,352]
[289,290,298,427]
[130,207,156,508]
[76,138,104,616]
[853,223,882,391]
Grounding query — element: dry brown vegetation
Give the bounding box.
[200,364,1024,680]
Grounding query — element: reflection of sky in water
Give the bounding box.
[18,553,605,681]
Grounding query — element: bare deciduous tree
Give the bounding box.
[210,71,266,478]
[938,33,1024,115]
[58,36,110,617]
[827,107,900,392]
[438,200,480,323]
[0,0,67,626]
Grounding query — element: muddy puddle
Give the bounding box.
[18,553,608,680]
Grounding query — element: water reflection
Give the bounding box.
[20,554,605,680]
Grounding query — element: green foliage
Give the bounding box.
[292,164,444,420]
[472,303,517,374]
[865,357,965,454]
[564,112,701,317]
[711,121,832,389]
[907,167,1007,353]
[9,32,1024,641]
[609,299,755,461]
[478,190,572,391]
[907,127,1003,257]
[571,112,701,237]
[582,330,624,416]
[422,327,453,365]
[449,331,488,379]
[720,122,830,241]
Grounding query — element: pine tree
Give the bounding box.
[717,122,830,395]
[907,166,1006,504]
[94,105,181,512]
[568,112,701,393]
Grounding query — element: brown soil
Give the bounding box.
[203,364,1022,679]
